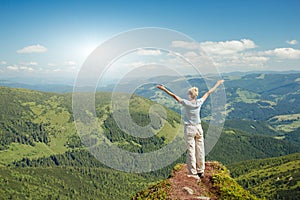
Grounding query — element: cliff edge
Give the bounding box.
[132,161,259,200]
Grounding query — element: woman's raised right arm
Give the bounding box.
[156,85,182,103]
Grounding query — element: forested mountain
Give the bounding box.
[1,86,298,166]
[0,83,299,199]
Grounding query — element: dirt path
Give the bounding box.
[168,162,219,200]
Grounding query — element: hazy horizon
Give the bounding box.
[1,69,300,87]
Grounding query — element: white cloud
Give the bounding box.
[19,66,34,71]
[124,61,146,68]
[171,41,199,50]
[264,48,300,59]
[65,61,77,66]
[47,63,57,67]
[200,39,257,55]
[53,68,61,72]
[6,65,19,71]
[0,61,7,65]
[170,39,264,68]
[6,64,35,72]
[20,61,38,66]
[184,51,199,58]
[175,39,267,68]
[16,44,47,54]
[169,39,300,68]
[28,61,38,66]
[212,53,269,67]
[286,40,298,45]
[136,48,162,56]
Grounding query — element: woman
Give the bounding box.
[157,80,224,179]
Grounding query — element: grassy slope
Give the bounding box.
[0,87,76,165]
[0,87,181,165]
[228,153,300,199]
[0,87,180,200]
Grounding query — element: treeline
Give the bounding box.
[103,113,166,153]
[0,120,50,150]
[224,119,279,136]
[285,128,300,146]
[207,129,300,165]
[0,165,153,200]
[12,149,106,168]
[11,148,187,180]
[0,87,67,149]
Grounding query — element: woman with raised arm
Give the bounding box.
[157,80,224,179]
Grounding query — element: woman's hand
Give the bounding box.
[217,80,225,85]
[156,84,166,90]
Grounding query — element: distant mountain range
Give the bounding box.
[111,72,300,146]
[2,72,300,133]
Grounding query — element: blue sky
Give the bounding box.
[0,0,300,84]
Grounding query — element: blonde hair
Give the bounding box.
[188,87,198,99]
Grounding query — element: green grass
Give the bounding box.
[0,142,55,165]
[227,76,242,80]
[0,91,77,165]
[0,87,183,166]
[211,162,259,200]
[156,122,183,143]
[269,114,300,132]
[236,88,260,103]
[132,180,171,200]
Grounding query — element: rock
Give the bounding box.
[183,186,194,195]
[195,197,210,200]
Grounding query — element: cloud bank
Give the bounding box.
[171,39,300,69]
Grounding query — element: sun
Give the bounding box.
[78,42,98,59]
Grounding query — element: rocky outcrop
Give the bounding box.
[132,161,259,200]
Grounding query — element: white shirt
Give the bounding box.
[180,98,204,125]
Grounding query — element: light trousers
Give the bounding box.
[184,124,205,175]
